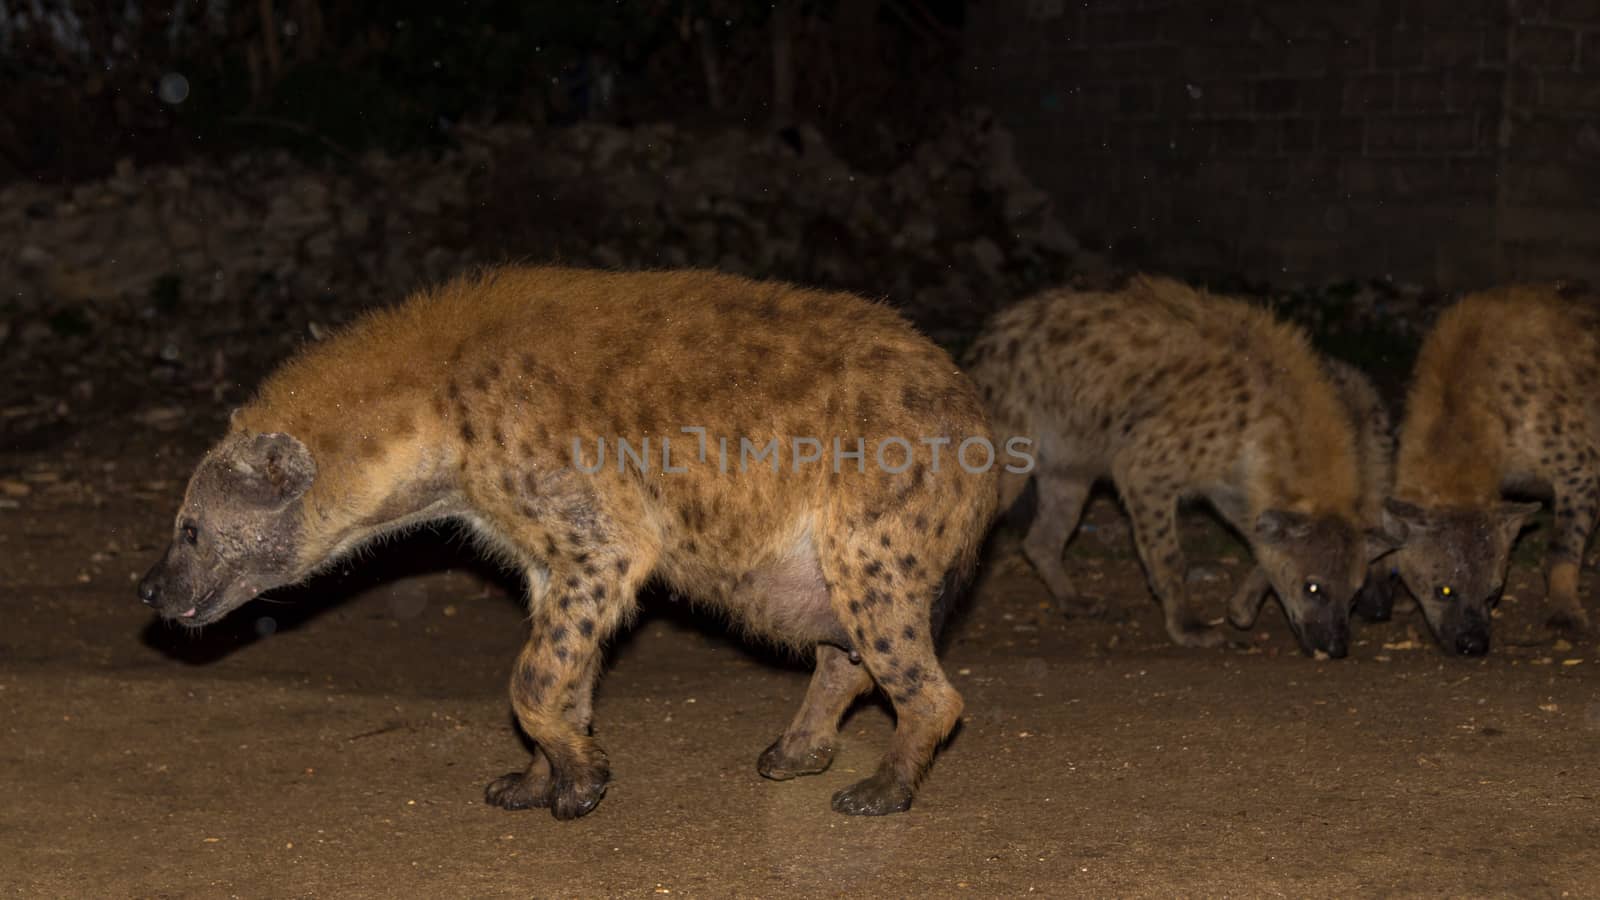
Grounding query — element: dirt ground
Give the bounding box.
[3,433,1598,899]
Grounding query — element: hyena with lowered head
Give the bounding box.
[965,275,1390,656]
[137,266,998,818]
[1382,286,1600,655]
[1228,356,1398,633]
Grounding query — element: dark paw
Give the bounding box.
[484,770,551,810]
[758,737,836,780]
[831,773,914,816]
[1169,620,1228,649]
[548,768,609,820]
[1546,608,1591,635]
[1058,594,1123,622]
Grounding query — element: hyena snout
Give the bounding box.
[1294,617,1350,659]
[136,552,184,613]
[1453,615,1491,657]
[136,550,233,624]
[136,571,162,608]
[1455,630,1489,657]
[1429,604,1492,657]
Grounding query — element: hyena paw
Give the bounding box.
[757,736,836,780]
[484,770,552,810]
[1225,600,1257,631]
[548,768,609,821]
[1546,607,1592,635]
[1057,594,1123,622]
[831,773,914,816]
[1168,620,1236,650]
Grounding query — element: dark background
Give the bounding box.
[15,0,1563,443]
[8,0,1599,290]
[4,6,1600,894]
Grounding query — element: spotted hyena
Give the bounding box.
[137,266,998,818]
[965,275,1391,656]
[1382,286,1600,655]
[1228,356,1398,634]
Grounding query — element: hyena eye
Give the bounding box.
[1435,585,1454,601]
[181,521,200,545]
[1302,579,1321,597]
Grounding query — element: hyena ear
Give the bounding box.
[1363,526,1403,562]
[1255,509,1311,544]
[1380,498,1428,541]
[229,432,316,508]
[1497,500,1541,541]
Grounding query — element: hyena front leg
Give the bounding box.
[1545,480,1596,634]
[1226,566,1273,630]
[757,643,873,780]
[1352,560,1398,622]
[1022,472,1101,616]
[485,547,649,820]
[1118,482,1227,648]
[485,647,604,812]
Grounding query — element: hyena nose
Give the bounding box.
[1455,631,1489,657]
[137,577,161,608]
[1325,636,1349,659]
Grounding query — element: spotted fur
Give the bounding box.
[966,275,1384,656]
[1386,286,1600,654]
[138,266,998,818]
[1229,356,1398,635]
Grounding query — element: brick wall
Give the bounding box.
[966,0,1600,288]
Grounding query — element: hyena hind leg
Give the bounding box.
[820,555,964,815]
[1021,472,1103,617]
[758,643,874,780]
[1120,483,1234,649]
[1546,484,1596,634]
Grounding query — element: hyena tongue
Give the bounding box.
[182,607,197,618]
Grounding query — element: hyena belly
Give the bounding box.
[1388,288,1600,653]
[967,275,1373,657]
[138,266,998,820]
[724,527,847,647]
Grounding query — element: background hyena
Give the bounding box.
[1229,356,1397,633]
[1383,286,1600,655]
[137,266,998,818]
[965,275,1388,656]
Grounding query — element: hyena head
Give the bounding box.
[137,432,316,627]
[1380,498,1539,657]
[1251,509,1377,658]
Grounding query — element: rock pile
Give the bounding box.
[1,108,1446,450]
[0,110,1092,445]
[3,108,1085,340]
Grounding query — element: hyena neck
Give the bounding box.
[1246,421,1361,523]
[232,392,467,570]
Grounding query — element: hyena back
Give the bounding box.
[137,266,998,817]
[966,275,1386,656]
[1386,286,1600,654]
